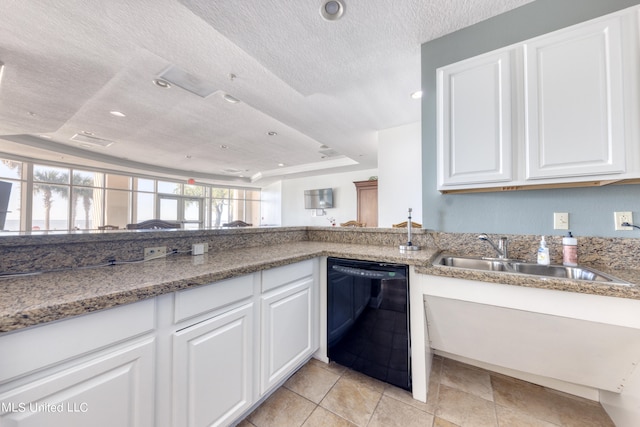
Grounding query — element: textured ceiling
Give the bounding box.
[0,0,534,186]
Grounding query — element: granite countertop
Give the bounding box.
[0,242,436,333]
[1,241,639,334]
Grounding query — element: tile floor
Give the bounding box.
[238,356,615,427]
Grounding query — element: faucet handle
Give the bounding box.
[498,237,508,258]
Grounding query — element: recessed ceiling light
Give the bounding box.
[321,0,345,21]
[223,94,240,104]
[153,78,171,89]
[220,144,228,149]
[278,163,285,167]
[109,111,126,117]
[268,131,278,136]
[81,130,94,136]
[27,111,36,117]
[411,90,423,99]
[185,155,192,159]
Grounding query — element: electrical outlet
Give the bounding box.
[144,246,167,260]
[553,212,569,230]
[191,243,205,256]
[614,212,633,231]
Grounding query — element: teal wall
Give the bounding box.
[421,0,640,238]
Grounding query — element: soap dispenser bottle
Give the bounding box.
[537,236,550,265]
[562,232,578,266]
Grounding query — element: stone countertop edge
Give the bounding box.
[0,242,436,333]
[1,241,639,334]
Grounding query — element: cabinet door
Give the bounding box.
[0,338,155,427]
[524,15,625,179]
[437,49,513,187]
[173,303,254,427]
[260,279,314,395]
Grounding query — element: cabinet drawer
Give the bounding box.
[0,299,155,384]
[262,259,314,293]
[174,274,254,324]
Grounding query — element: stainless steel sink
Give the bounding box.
[436,255,509,271]
[433,253,629,284]
[507,262,619,282]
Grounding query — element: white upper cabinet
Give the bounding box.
[437,5,639,192]
[524,15,626,180]
[437,49,514,187]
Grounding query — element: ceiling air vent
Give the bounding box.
[319,148,340,157]
[222,168,242,174]
[70,133,115,148]
[158,65,217,98]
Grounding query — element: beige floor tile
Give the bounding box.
[247,387,316,427]
[302,406,356,427]
[383,384,432,414]
[551,392,616,427]
[441,359,493,401]
[491,375,614,427]
[491,375,562,425]
[307,358,347,376]
[495,405,557,427]
[341,367,387,393]
[320,376,382,426]
[285,361,341,403]
[368,395,434,427]
[433,417,460,427]
[436,384,497,427]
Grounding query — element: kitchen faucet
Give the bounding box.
[478,234,508,259]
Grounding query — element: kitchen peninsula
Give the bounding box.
[1,227,640,426]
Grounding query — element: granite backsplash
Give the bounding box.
[1,227,639,274]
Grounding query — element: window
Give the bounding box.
[0,157,261,233]
[0,159,23,231]
[32,165,70,231]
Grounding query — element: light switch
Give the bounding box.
[554,212,569,230]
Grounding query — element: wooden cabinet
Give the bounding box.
[436,6,638,193]
[354,180,378,227]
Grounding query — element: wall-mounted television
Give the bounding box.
[304,188,333,209]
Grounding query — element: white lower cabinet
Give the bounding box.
[260,278,314,395]
[173,303,254,427]
[0,259,319,427]
[0,337,155,427]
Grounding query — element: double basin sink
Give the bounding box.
[433,254,629,285]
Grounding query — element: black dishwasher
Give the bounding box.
[327,257,411,391]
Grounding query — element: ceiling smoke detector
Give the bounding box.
[321,0,345,21]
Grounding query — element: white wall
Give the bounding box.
[378,122,422,227]
[260,181,282,226]
[280,169,378,226]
